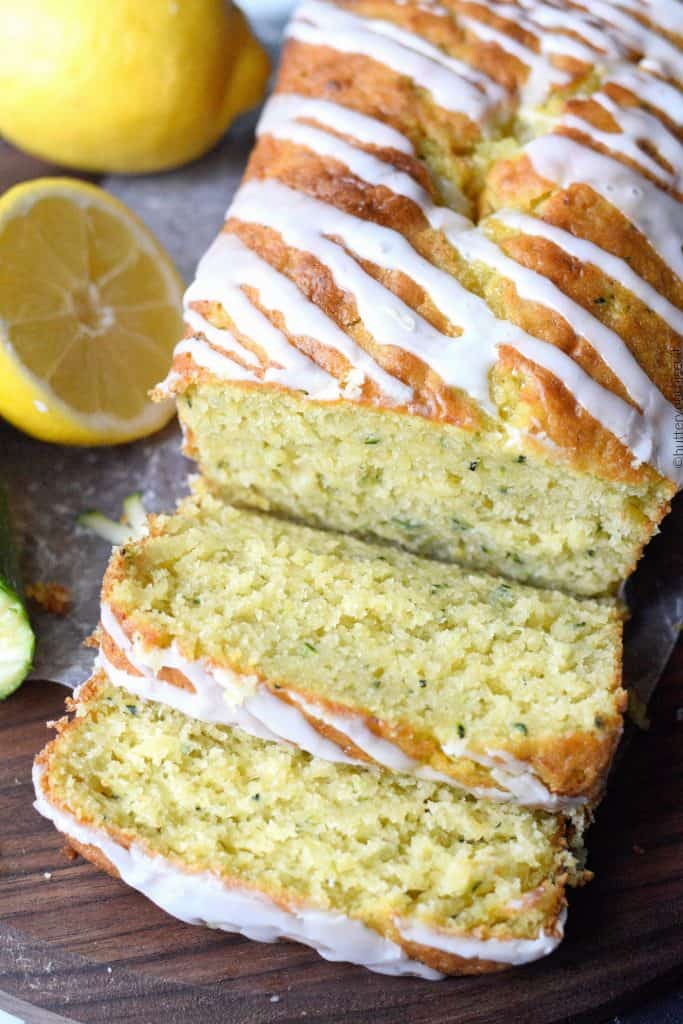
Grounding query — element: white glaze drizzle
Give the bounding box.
[453,226,679,475]
[285,689,586,809]
[525,134,683,280]
[183,308,258,374]
[261,93,416,155]
[33,764,567,975]
[184,232,411,404]
[458,15,572,107]
[257,93,472,233]
[171,335,258,384]
[257,94,472,228]
[287,0,506,122]
[492,209,683,336]
[185,260,336,392]
[99,603,586,811]
[228,179,554,409]
[399,909,566,967]
[98,605,362,766]
[481,0,682,80]
[560,93,683,190]
[229,180,507,408]
[608,0,683,37]
[514,0,625,58]
[576,0,683,79]
[606,66,683,127]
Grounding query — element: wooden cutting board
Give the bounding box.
[1,646,681,1024]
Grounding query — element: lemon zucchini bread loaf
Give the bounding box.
[97,492,625,810]
[158,0,682,598]
[34,675,589,977]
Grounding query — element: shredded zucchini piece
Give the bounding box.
[78,492,149,546]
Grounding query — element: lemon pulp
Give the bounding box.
[0,178,184,445]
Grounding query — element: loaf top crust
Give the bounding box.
[160,0,683,489]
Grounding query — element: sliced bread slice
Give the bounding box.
[34,675,588,978]
[99,491,625,809]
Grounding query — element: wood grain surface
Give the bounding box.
[0,139,682,1024]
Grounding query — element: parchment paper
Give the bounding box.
[2,1,682,705]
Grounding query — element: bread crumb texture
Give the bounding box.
[43,679,585,941]
[179,387,669,597]
[107,493,624,787]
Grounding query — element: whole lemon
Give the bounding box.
[0,0,270,174]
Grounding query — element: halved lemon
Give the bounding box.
[0,178,184,445]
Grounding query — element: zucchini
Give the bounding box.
[77,511,132,545]
[78,491,149,545]
[0,484,35,699]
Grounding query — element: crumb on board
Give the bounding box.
[26,581,71,616]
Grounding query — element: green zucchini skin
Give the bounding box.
[0,483,35,699]
[0,483,22,595]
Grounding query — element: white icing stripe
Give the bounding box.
[33,764,567,974]
[455,227,675,416]
[260,93,415,155]
[99,603,586,811]
[514,1,623,58]
[516,334,670,471]
[97,647,366,767]
[458,15,571,107]
[560,94,683,190]
[298,1,501,91]
[173,336,258,383]
[187,233,411,404]
[286,690,586,809]
[258,101,437,208]
[525,135,683,280]
[439,738,590,808]
[607,67,683,128]
[493,210,683,336]
[99,606,362,765]
[609,0,683,36]
[288,1,504,121]
[280,689,429,775]
[184,309,261,372]
[399,910,566,967]
[230,180,503,411]
[184,245,340,396]
[582,0,683,79]
[257,94,471,231]
[455,225,680,477]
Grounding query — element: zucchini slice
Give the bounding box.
[0,485,34,698]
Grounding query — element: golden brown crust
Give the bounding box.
[99,628,142,677]
[100,628,197,695]
[66,837,122,881]
[224,216,483,428]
